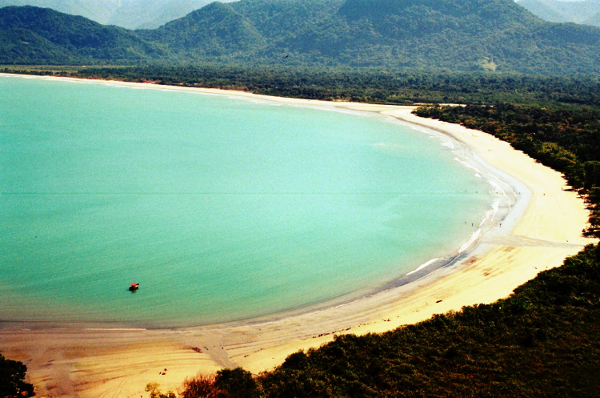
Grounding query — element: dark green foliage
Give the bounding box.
[8,64,600,108]
[144,0,600,74]
[586,187,600,238]
[140,3,266,57]
[0,6,166,64]
[215,368,260,398]
[0,353,34,397]
[2,0,600,74]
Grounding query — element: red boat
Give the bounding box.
[129,283,140,292]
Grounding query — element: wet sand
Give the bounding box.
[0,75,596,397]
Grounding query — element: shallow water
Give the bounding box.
[0,76,494,327]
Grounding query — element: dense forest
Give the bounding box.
[2,0,600,74]
[4,64,600,107]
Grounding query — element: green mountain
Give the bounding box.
[148,0,600,74]
[1,0,600,74]
[0,6,165,64]
[142,2,266,57]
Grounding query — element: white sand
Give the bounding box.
[0,75,596,397]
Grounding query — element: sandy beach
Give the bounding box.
[0,75,596,398]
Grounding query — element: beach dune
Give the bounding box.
[0,76,596,398]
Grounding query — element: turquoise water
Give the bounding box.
[0,76,492,327]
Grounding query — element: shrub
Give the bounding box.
[0,353,35,397]
[215,368,260,398]
[179,373,226,398]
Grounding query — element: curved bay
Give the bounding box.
[0,77,492,326]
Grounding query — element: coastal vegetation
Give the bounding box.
[3,64,600,107]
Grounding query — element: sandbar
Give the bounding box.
[0,74,596,398]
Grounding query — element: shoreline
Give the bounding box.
[0,72,514,329]
[0,73,596,397]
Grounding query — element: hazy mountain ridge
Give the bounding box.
[586,11,600,24]
[517,0,600,26]
[1,0,599,74]
[0,0,227,28]
[0,0,117,21]
[107,0,229,29]
[2,0,600,29]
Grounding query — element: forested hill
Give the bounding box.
[0,6,167,64]
[2,0,600,74]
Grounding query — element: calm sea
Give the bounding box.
[0,76,494,327]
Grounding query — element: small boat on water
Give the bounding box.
[129,283,140,292]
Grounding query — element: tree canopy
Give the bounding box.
[0,354,34,398]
